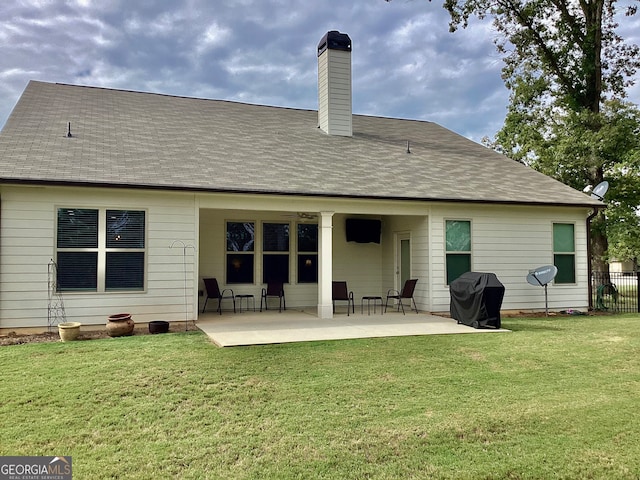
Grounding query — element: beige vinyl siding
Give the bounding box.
[429,204,589,312]
[0,189,56,325]
[0,186,198,328]
[199,211,386,311]
[382,215,429,311]
[1,183,591,327]
[198,209,320,310]
[198,210,430,312]
[332,214,382,306]
[317,48,352,137]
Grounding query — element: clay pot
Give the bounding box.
[149,320,169,334]
[106,313,135,337]
[58,322,81,342]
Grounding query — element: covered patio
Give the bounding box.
[196,309,509,347]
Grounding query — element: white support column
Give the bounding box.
[318,211,334,319]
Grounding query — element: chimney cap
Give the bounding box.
[317,30,351,56]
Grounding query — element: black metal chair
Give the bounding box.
[332,281,355,316]
[385,279,419,314]
[261,281,286,312]
[202,278,235,314]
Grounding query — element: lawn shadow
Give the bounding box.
[501,318,566,332]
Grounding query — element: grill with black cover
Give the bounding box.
[450,272,505,328]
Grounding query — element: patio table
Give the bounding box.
[361,296,383,315]
[235,294,255,313]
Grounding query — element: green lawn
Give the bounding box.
[2,315,640,479]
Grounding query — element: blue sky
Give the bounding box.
[0,0,638,142]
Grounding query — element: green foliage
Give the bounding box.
[439,0,640,267]
[388,0,640,265]
[502,99,640,263]
[444,0,640,110]
[499,99,639,181]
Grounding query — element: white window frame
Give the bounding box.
[445,219,472,285]
[55,207,147,293]
[552,222,576,285]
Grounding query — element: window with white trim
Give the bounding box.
[553,223,576,283]
[262,222,289,283]
[297,224,318,283]
[445,219,471,285]
[226,221,255,284]
[56,208,146,292]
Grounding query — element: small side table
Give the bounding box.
[361,296,384,315]
[235,294,255,313]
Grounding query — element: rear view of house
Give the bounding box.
[0,31,602,329]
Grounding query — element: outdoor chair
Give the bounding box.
[260,281,286,312]
[332,281,355,316]
[202,278,235,314]
[385,279,419,314]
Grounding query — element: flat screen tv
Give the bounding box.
[345,218,381,244]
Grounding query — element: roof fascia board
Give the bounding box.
[0,178,604,209]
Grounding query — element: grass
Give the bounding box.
[2,315,640,479]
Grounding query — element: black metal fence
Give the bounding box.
[592,271,640,313]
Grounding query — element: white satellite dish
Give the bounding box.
[590,181,609,201]
[526,265,558,316]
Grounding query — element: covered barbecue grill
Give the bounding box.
[450,272,505,328]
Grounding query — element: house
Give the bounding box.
[0,31,602,330]
[610,259,637,273]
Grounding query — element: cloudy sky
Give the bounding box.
[1,1,639,142]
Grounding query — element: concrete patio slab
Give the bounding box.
[196,308,509,347]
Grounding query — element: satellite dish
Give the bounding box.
[590,181,609,201]
[526,265,558,316]
[526,265,558,287]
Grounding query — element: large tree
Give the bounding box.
[390,0,640,273]
[509,98,640,274]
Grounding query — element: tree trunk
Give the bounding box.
[581,0,604,114]
[591,211,610,284]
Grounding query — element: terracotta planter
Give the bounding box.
[149,320,169,334]
[106,313,135,337]
[58,322,81,342]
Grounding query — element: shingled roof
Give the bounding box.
[0,81,600,207]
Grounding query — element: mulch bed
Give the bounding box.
[0,326,179,346]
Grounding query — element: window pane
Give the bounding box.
[298,224,318,252]
[107,210,145,248]
[57,252,97,291]
[553,224,575,252]
[227,222,255,252]
[226,254,254,283]
[263,254,289,283]
[446,220,471,252]
[554,254,576,283]
[446,253,471,285]
[263,223,289,252]
[298,254,318,283]
[57,209,98,248]
[106,252,145,290]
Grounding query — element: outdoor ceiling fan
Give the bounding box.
[281,212,318,220]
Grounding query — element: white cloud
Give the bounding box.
[0,0,638,145]
[195,22,231,55]
[0,67,40,79]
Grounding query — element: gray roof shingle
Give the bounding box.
[0,81,601,207]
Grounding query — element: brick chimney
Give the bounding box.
[317,31,352,137]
